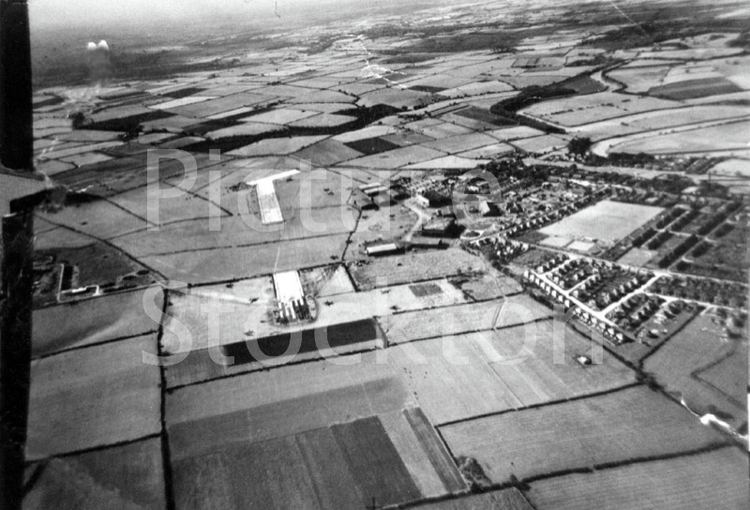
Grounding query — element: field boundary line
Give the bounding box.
[155,286,177,510]
[133,231,350,258]
[638,310,699,367]
[520,442,738,486]
[166,344,383,393]
[388,443,739,509]
[436,382,643,428]
[102,195,159,228]
[33,217,169,281]
[33,282,157,311]
[135,230,353,258]
[25,433,162,467]
[384,316,554,349]
[32,329,160,362]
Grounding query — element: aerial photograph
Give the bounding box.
[0,0,748,508]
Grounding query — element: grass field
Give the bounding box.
[423,133,498,154]
[344,144,446,169]
[348,249,486,289]
[33,286,163,357]
[521,92,677,127]
[539,200,663,244]
[172,415,427,510]
[649,77,741,100]
[113,205,357,257]
[441,386,728,484]
[293,138,364,166]
[611,120,750,155]
[39,199,151,240]
[526,447,748,510]
[382,295,550,345]
[384,320,634,425]
[288,113,357,129]
[644,310,747,427]
[421,489,534,510]
[140,233,350,282]
[227,135,329,157]
[27,335,161,460]
[24,437,165,510]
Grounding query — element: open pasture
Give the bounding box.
[39,198,150,240]
[644,311,747,427]
[576,105,750,141]
[423,132,498,154]
[288,112,357,129]
[33,286,163,356]
[610,120,750,156]
[440,386,728,484]
[293,138,364,166]
[109,182,227,226]
[384,320,634,425]
[205,122,283,141]
[607,65,671,93]
[526,447,749,510]
[458,142,515,159]
[167,364,413,454]
[649,77,742,100]
[358,87,432,109]
[521,92,678,127]
[348,248,485,289]
[344,144,446,169]
[240,107,319,125]
[27,335,161,460]
[286,89,356,104]
[422,489,533,510]
[405,155,489,169]
[170,406,460,509]
[24,438,165,510]
[382,294,550,345]
[164,92,275,118]
[227,135,328,157]
[113,205,356,257]
[511,134,570,154]
[140,234,350,283]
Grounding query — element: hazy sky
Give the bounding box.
[30,0,285,28]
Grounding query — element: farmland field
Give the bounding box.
[140,233,351,282]
[421,490,534,510]
[643,310,748,427]
[384,320,635,424]
[382,294,550,344]
[171,409,459,510]
[526,447,748,510]
[27,335,161,460]
[344,144,446,169]
[539,200,663,244]
[33,286,163,356]
[112,205,357,257]
[348,248,486,289]
[24,438,166,510]
[609,120,750,156]
[520,92,678,127]
[440,386,728,484]
[227,135,329,157]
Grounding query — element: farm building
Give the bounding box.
[365,242,404,257]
